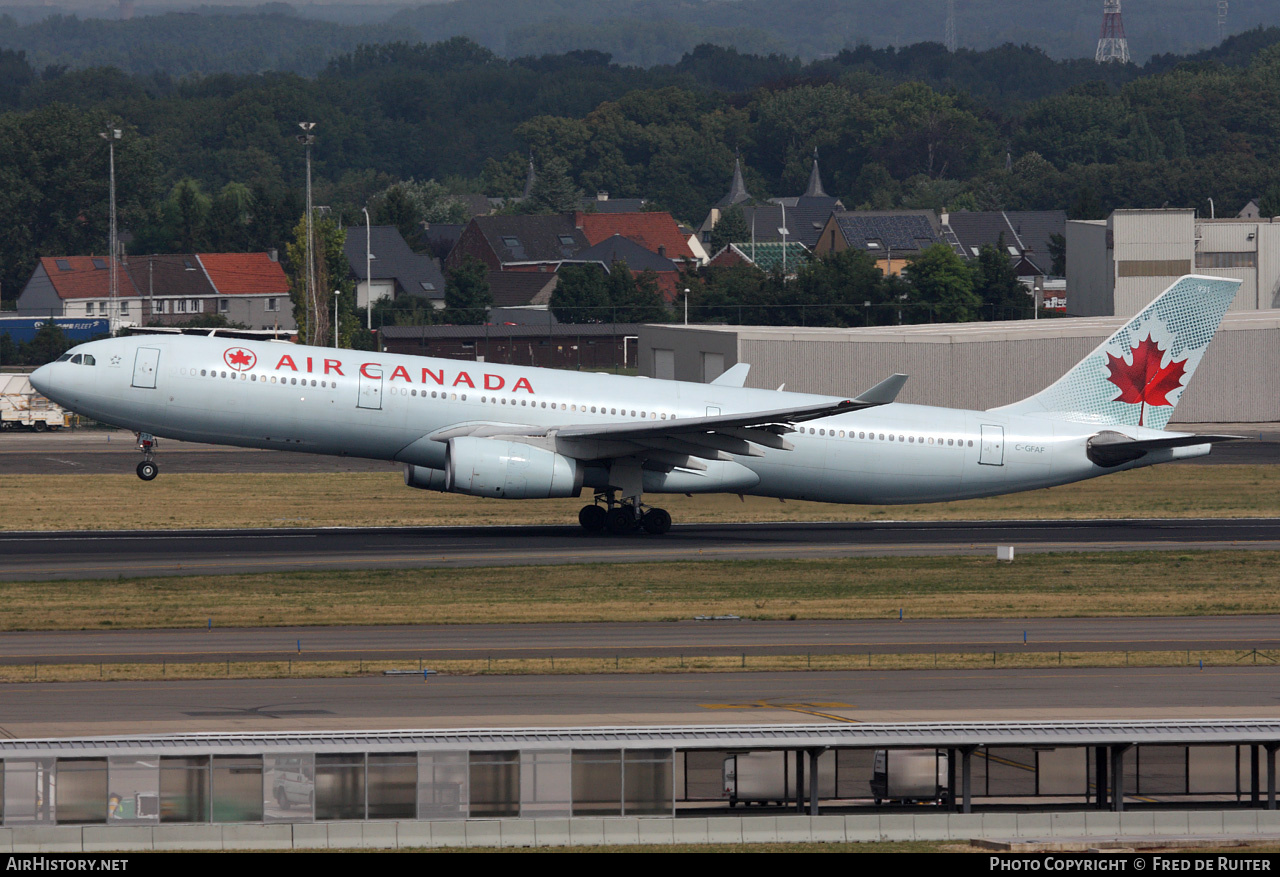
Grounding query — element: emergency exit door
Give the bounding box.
[131,347,160,389]
[979,424,1005,466]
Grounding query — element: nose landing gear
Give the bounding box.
[135,433,159,481]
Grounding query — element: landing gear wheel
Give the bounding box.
[136,460,158,481]
[641,507,672,535]
[605,507,637,535]
[578,504,607,533]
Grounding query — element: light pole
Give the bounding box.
[683,287,690,325]
[99,127,121,333]
[296,122,317,345]
[362,206,372,330]
[334,290,340,348]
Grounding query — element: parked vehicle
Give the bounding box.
[871,749,950,805]
[0,374,67,431]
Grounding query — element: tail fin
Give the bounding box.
[994,275,1240,429]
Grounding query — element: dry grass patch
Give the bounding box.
[0,550,1277,632]
[3,649,1271,684]
[4,465,1280,532]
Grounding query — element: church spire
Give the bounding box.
[717,153,751,208]
[803,147,827,199]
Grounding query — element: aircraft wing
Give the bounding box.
[549,373,907,465]
[428,374,907,468]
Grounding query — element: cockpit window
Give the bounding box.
[69,354,82,364]
[83,354,96,366]
[56,354,72,362]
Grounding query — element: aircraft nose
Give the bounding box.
[29,363,52,396]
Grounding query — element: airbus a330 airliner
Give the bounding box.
[30,275,1241,535]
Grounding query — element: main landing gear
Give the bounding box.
[135,432,159,481]
[578,492,672,536]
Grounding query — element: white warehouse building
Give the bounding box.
[637,310,1280,423]
[1067,208,1280,317]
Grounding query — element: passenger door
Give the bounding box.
[131,347,160,389]
[979,424,1005,466]
[357,364,383,410]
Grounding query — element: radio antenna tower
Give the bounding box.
[1095,0,1130,64]
[1218,2,1229,45]
[944,0,957,52]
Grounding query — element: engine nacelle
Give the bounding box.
[403,464,447,492]
[445,436,583,499]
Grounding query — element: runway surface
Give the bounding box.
[2,666,1279,738]
[4,518,1280,581]
[2,617,1279,665]
[2,426,1279,474]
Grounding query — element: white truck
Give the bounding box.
[870,749,950,805]
[0,374,68,432]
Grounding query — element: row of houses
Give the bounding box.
[10,152,1081,328]
[16,253,292,329]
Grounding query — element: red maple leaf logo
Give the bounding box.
[224,348,255,370]
[1105,334,1187,426]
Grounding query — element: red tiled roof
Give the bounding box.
[39,256,141,300]
[198,253,289,296]
[573,212,695,262]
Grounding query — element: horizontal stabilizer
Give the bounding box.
[853,373,908,406]
[1087,431,1244,467]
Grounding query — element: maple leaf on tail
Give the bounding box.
[1105,333,1188,426]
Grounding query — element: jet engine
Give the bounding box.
[403,464,447,491]
[445,436,583,499]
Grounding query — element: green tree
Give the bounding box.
[708,205,749,254]
[19,322,70,365]
[443,256,492,325]
[904,243,980,323]
[285,212,351,346]
[206,182,254,252]
[550,263,610,323]
[1048,233,1066,276]
[171,178,212,252]
[373,185,421,242]
[521,155,582,214]
[606,264,670,323]
[972,239,1030,320]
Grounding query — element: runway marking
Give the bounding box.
[699,700,860,723]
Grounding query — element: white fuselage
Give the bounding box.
[33,334,1201,505]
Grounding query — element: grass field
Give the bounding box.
[1,551,1278,631]
[5,464,1280,531]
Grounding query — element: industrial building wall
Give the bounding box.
[638,313,1280,423]
[1064,221,1112,316]
[639,325,737,383]
[1111,210,1195,318]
